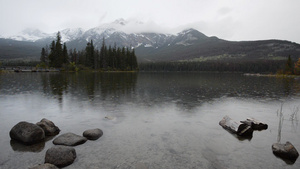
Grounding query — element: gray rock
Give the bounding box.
[272,141,299,162]
[36,118,60,136]
[83,128,103,140]
[29,163,59,169]
[9,121,45,145]
[53,132,87,146]
[45,145,76,167]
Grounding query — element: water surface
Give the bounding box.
[0,72,300,169]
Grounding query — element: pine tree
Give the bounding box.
[294,57,300,75]
[120,47,126,70]
[40,47,46,63]
[62,43,68,64]
[131,48,138,70]
[100,38,107,69]
[48,40,56,67]
[112,43,117,70]
[70,48,78,63]
[47,32,66,68]
[116,47,122,70]
[78,50,86,65]
[126,48,132,70]
[44,45,49,66]
[55,32,63,67]
[108,45,113,69]
[91,40,95,68]
[95,49,100,69]
[284,55,293,74]
[85,40,95,68]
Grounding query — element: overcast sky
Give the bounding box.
[1,0,300,43]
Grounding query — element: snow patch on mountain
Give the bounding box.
[3,19,209,50]
[144,44,153,47]
[9,28,49,42]
[59,28,84,42]
[178,28,195,35]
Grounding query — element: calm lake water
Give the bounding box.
[0,72,300,169]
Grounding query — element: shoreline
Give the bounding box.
[244,73,300,79]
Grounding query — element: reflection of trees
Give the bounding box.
[98,73,138,99]
[135,73,300,110]
[67,72,138,101]
[292,79,300,95]
[49,73,69,101]
[277,77,300,97]
[41,72,138,102]
[41,73,69,103]
[282,78,294,96]
[39,72,299,109]
[74,73,96,100]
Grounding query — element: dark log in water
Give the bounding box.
[240,118,268,130]
[219,116,253,137]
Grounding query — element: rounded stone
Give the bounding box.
[53,132,87,146]
[83,128,103,140]
[272,141,299,162]
[36,118,60,136]
[9,121,45,145]
[45,145,76,167]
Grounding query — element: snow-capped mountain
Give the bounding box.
[59,28,85,42]
[2,18,300,62]
[174,28,208,46]
[5,19,207,49]
[8,28,85,43]
[9,28,50,42]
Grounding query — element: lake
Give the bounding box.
[0,72,300,169]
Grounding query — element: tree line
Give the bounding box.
[23,31,300,74]
[278,55,300,75]
[40,32,138,71]
[138,56,300,74]
[139,60,288,73]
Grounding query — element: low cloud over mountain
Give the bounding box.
[1,19,300,62]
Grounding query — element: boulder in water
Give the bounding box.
[36,118,60,136]
[53,132,87,146]
[45,145,76,167]
[83,128,103,140]
[9,121,45,145]
[272,141,299,163]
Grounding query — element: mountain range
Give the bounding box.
[1,19,300,62]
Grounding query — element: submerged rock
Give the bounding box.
[53,132,87,146]
[45,145,76,167]
[29,163,59,169]
[36,118,60,136]
[272,141,299,162]
[83,128,103,140]
[105,116,115,120]
[9,121,45,145]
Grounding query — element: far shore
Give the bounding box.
[244,73,300,79]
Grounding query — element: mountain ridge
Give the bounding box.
[1,19,300,62]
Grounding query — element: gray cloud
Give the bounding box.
[0,0,300,43]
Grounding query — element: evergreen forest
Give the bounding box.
[40,32,139,71]
[6,31,300,75]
